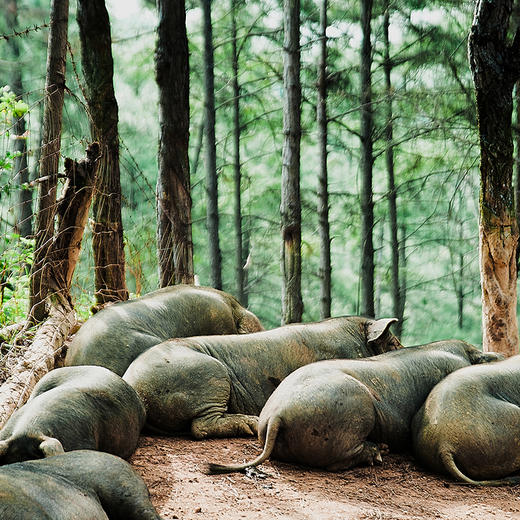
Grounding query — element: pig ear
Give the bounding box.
[38,436,64,457]
[367,318,398,343]
[0,440,9,456]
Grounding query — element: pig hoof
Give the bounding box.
[378,443,390,456]
[244,416,259,436]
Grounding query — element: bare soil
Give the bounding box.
[130,435,520,520]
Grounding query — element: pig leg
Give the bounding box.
[326,441,384,471]
[124,345,258,438]
[192,412,258,439]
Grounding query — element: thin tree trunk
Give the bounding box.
[202,0,222,289]
[281,0,303,324]
[383,2,400,331]
[155,0,194,286]
[396,223,406,338]
[28,0,69,323]
[317,0,331,319]
[191,116,205,177]
[375,223,384,317]
[77,0,128,307]
[231,0,246,304]
[242,225,250,307]
[469,0,520,356]
[457,223,464,330]
[5,0,32,237]
[359,0,375,318]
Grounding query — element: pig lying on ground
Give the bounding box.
[0,366,145,465]
[412,354,520,486]
[65,285,264,375]
[123,316,401,438]
[0,450,163,519]
[206,340,502,473]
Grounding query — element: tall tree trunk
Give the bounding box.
[457,222,464,329]
[516,81,520,266]
[383,2,400,331]
[397,223,406,338]
[359,0,375,318]
[155,0,194,286]
[317,0,331,319]
[231,0,246,304]
[281,0,303,324]
[374,223,384,317]
[28,0,69,323]
[77,0,128,307]
[5,0,32,238]
[202,0,222,289]
[468,0,520,356]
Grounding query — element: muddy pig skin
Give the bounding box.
[123,316,401,438]
[412,354,520,485]
[206,340,502,473]
[0,450,163,519]
[0,366,145,465]
[65,284,264,375]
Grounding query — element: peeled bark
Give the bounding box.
[77,0,128,306]
[0,301,76,427]
[469,0,520,356]
[281,0,303,324]
[156,0,194,286]
[28,0,69,323]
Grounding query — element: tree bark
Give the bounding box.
[155,0,194,286]
[281,0,303,324]
[202,0,222,289]
[231,0,247,305]
[516,81,520,266]
[359,0,375,318]
[383,2,400,332]
[77,0,128,306]
[45,143,100,303]
[5,0,32,238]
[28,0,69,323]
[468,0,520,356]
[317,0,331,320]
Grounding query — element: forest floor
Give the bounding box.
[130,434,520,520]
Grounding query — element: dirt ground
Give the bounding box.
[130,434,520,520]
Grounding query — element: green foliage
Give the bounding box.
[0,86,24,185]
[0,233,34,326]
